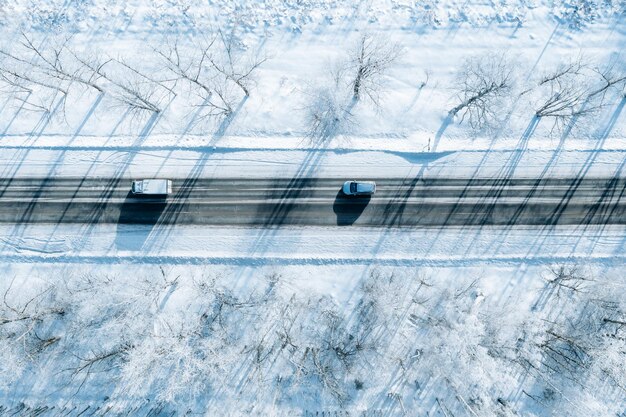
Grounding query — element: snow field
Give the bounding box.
[1,259,624,415]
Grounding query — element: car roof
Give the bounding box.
[356,182,375,191]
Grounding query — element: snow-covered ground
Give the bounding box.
[0,1,625,154]
[1,148,626,180]
[1,1,626,416]
[1,224,625,415]
[1,223,625,266]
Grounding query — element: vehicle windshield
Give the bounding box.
[350,182,358,193]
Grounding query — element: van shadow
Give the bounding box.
[114,191,167,251]
[333,189,371,226]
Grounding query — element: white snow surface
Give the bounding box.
[2,223,625,268]
[1,223,625,415]
[1,148,626,179]
[0,2,625,158]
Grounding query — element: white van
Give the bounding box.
[131,179,172,195]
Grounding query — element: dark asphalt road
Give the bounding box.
[0,177,625,226]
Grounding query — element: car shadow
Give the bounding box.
[114,191,167,250]
[333,189,371,226]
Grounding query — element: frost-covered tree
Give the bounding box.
[0,277,67,389]
[516,265,626,415]
[2,265,624,415]
[401,276,519,416]
[302,85,355,140]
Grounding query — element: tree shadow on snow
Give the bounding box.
[114,191,167,251]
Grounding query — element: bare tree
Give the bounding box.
[449,52,516,130]
[210,28,268,98]
[544,264,593,298]
[532,57,604,132]
[70,344,132,389]
[67,50,167,118]
[0,33,171,120]
[340,33,403,105]
[110,58,174,115]
[301,34,401,142]
[587,60,626,101]
[155,30,267,126]
[0,50,69,114]
[0,33,110,119]
[155,36,236,121]
[18,32,105,94]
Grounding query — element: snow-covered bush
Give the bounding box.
[552,0,625,29]
[0,0,622,36]
[303,85,354,140]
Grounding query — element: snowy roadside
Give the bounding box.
[2,132,626,152]
[1,223,624,267]
[1,148,626,179]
